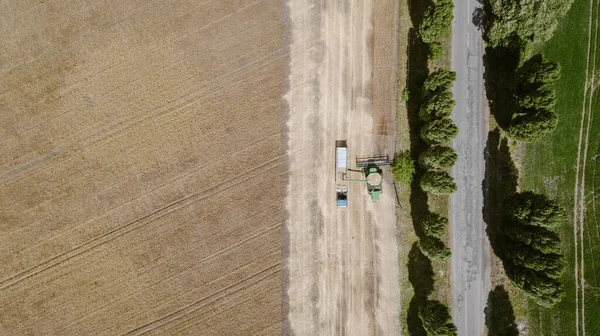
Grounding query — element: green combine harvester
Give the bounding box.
[353,155,390,202]
[335,140,390,207]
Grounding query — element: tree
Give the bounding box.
[506,191,567,228]
[419,91,455,121]
[516,88,556,110]
[514,55,561,90]
[484,0,574,47]
[503,242,565,275]
[420,212,449,238]
[507,55,561,142]
[504,223,562,254]
[419,0,454,44]
[419,300,458,336]
[506,265,565,308]
[420,171,457,195]
[419,146,458,169]
[392,151,416,185]
[507,109,558,142]
[423,69,456,94]
[420,235,451,261]
[420,118,459,144]
[513,55,560,110]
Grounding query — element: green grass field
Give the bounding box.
[521,0,600,334]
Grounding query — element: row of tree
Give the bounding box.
[508,54,561,142]
[419,0,454,60]
[484,0,571,142]
[418,69,459,196]
[500,192,567,307]
[403,3,458,334]
[416,70,457,262]
[482,0,572,309]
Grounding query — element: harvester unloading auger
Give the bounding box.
[335,140,390,208]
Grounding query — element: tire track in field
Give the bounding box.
[580,2,599,329]
[2,133,281,265]
[123,263,281,336]
[0,157,282,290]
[59,220,280,330]
[574,0,599,333]
[0,49,285,187]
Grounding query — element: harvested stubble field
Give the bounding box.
[0,1,284,335]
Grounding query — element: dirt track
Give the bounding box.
[283,1,400,335]
[0,1,283,335]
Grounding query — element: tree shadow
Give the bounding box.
[408,242,435,297]
[484,285,519,336]
[406,27,431,235]
[408,0,434,30]
[483,45,521,130]
[482,129,518,258]
[472,0,484,31]
[403,3,439,334]
[406,242,434,336]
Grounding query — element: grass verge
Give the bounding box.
[395,0,452,333]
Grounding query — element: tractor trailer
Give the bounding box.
[335,140,390,208]
[335,140,349,208]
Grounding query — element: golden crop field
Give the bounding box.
[0,1,284,335]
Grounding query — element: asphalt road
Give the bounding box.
[450,0,491,335]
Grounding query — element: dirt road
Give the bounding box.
[450,0,491,335]
[283,1,400,335]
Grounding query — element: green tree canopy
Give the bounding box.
[420,171,457,195]
[420,212,449,239]
[419,236,451,261]
[514,55,561,90]
[516,88,557,110]
[423,69,456,94]
[504,242,565,276]
[419,91,456,121]
[485,0,574,47]
[392,151,416,185]
[506,191,567,228]
[504,223,562,254]
[419,0,454,44]
[420,118,459,144]
[419,146,458,169]
[508,55,561,142]
[419,300,458,336]
[507,266,565,308]
[507,109,558,142]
